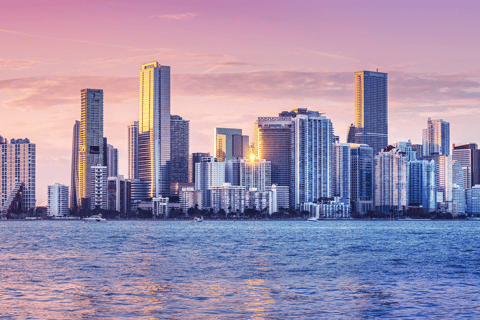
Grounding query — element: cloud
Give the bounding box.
[154,12,198,20]
[0,58,45,70]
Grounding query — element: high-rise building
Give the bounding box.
[107,144,118,177]
[0,138,36,212]
[70,120,80,210]
[422,118,450,157]
[195,156,225,208]
[333,143,351,205]
[254,116,293,189]
[452,143,479,188]
[408,160,436,213]
[128,121,139,180]
[351,70,388,154]
[374,146,408,213]
[225,158,271,191]
[48,183,69,217]
[291,109,334,207]
[179,188,202,213]
[452,160,466,214]
[102,137,108,167]
[232,135,249,158]
[138,62,171,198]
[79,89,104,206]
[424,154,453,210]
[214,128,243,162]
[90,166,108,210]
[350,144,373,214]
[189,152,210,184]
[107,175,131,214]
[170,115,189,183]
[466,185,480,214]
[394,141,417,161]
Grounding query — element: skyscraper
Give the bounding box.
[350,144,373,214]
[107,144,118,177]
[333,143,351,205]
[128,121,139,180]
[214,128,243,162]
[232,134,249,158]
[195,156,225,208]
[70,120,80,210]
[452,143,480,188]
[351,70,388,154]
[424,154,453,210]
[0,138,36,213]
[374,146,408,213]
[189,152,210,184]
[138,62,171,197]
[408,159,436,213]
[422,118,450,157]
[254,116,293,190]
[78,89,104,205]
[170,115,189,183]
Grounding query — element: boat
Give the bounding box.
[193,216,203,223]
[307,217,318,222]
[83,215,107,223]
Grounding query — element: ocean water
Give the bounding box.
[0,220,479,319]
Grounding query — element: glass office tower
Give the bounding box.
[138,62,171,198]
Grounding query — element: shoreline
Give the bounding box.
[0,218,468,222]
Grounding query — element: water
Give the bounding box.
[1,220,479,319]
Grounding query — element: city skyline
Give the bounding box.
[2,2,480,204]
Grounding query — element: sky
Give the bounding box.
[1,0,480,205]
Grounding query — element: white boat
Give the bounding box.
[307,217,318,222]
[193,216,203,223]
[83,215,107,223]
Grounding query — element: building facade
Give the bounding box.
[351,70,388,154]
[179,188,202,213]
[189,152,210,184]
[138,62,171,198]
[225,158,271,191]
[90,166,108,210]
[70,120,80,211]
[350,144,373,214]
[333,143,351,205]
[214,128,243,162]
[79,89,104,206]
[107,175,131,214]
[195,156,226,208]
[170,115,189,184]
[408,160,436,213]
[422,118,450,157]
[0,138,36,213]
[107,144,118,177]
[128,121,139,180]
[48,183,69,217]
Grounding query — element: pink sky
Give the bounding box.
[1,1,480,205]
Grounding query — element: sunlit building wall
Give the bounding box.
[138,62,171,198]
[79,89,104,204]
[352,71,388,154]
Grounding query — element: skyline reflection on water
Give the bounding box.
[1,220,479,319]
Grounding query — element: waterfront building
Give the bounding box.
[47,183,69,217]
[452,184,465,214]
[266,185,289,210]
[179,188,202,213]
[301,201,350,218]
[350,70,388,154]
[128,121,139,180]
[189,152,210,184]
[195,156,225,208]
[245,188,274,215]
[254,116,293,191]
[138,62,171,198]
[107,144,118,177]
[79,89,104,206]
[452,160,464,189]
[466,185,480,214]
[452,143,479,188]
[333,143,351,205]
[170,115,189,184]
[350,144,373,214]
[408,160,436,213]
[107,175,131,214]
[225,157,271,191]
[374,146,408,213]
[153,197,168,216]
[423,154,453,210]
[422,118,450,157]
[214,128,243,162]
[0,138,36,213]
[210,183,246,214]
[90,166,108,210]
[127,178,149,208]
[291,108,335,207]
[70,120,80,211]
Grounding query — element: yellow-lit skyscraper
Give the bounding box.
[78,89,104,206]
[138,62,171,197]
